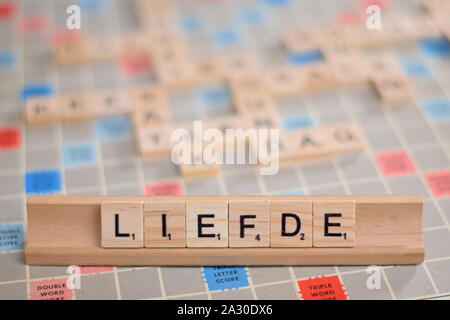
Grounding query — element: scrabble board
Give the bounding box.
[1,0,450,300]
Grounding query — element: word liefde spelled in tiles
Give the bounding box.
[101,199,355,248]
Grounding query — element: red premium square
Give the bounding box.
[120,53,152,77]
[21,14,47,33]
[80,266,114,275]
[336,11,363,25]
[0,2,16,20]
[359,0,389,11]
[298,275,348,300]
[0,127,21,150]
[425,170,450,197]
[375,150,416,176]
[145,181,183,196]
[29,278,73,300]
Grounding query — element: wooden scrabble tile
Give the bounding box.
[204,116,246,151]
[381,18,414,44]
[281,29,318,52]
[278,136,296,163]
[144,15,176,34]
[25,97,61,125]
[180,163,221,178]
[299,63,336,92]
[264,66,303,96]
[156,59,198,88]
[286,127,328,161]
[136,125,173,158]
[131,106,171,128]
[152,45,186,65]
[139,5,176,29]
[366,55,403,80]
[243,109,281,130]
[263,135,294,164]
[313,201,355,247]
[60,93,95,122]
[312,25,353,48]
[324,123,365,154]
[129,85,168,110]
[228,73,266,98]
[286,123,365,161]
[150,31,183,47]
[94,89,133,116]
[247,128,283,168]
[53,38,87,65]
[380,16,440,43]
[270,200,312,247]
[343,24,386,47]
[219,53,260,79]
[284,27,348,53]
[363,24,396,45]
[194,59,224,84]
[86,36,122,61]
[327,54,369,86]
[119,32,151,54]
[101,201,144,248]
[144,201,186,247]
[204,116,243,135]
[253,132,294,165]
[423,0,450,14]
[403,16,441,40]
[136,0,175,15]
[233,94,277,115]
[229,200,270,247]
[186,201,228,247]
[177,138,222,177]
[319,39,355,59]
[246,110,281,129]
[151,41,188,65]
[431,12,450,37]
[372,75,416,105]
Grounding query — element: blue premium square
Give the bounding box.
[25,169,62,195]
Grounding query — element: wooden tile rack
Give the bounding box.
[25,195,424,266]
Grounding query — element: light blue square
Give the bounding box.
[180,16,202,34]
[282,114,315,131]
[196,84,231,109]
[203,266,249,291]
[95,115,131,141]
[289,51,323,66]
[77,0,105,12]
[275,189,304,195]
[62,142,97,168]
[0,224,24,252]
[0,50,15,70]
[239,8,266,25]
[263,0,291,7]
[422,97,450,121]
[400,58,431,78]
[212,28,242,46]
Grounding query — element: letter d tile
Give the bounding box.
[270,200,312,247]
